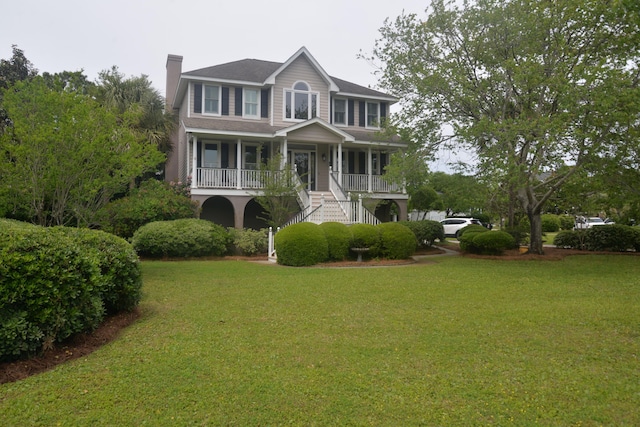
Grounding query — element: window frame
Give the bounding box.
[284,81,319,121]
[203,84,221,115]
[366,101,380,129]
[243,88,260,119]
[333,98,347,126]
[201,141,221,168]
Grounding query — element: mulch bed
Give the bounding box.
[3,245,635,384]
[0,309,140,385]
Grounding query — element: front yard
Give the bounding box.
[1,254,639,425]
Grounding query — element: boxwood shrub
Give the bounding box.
[348,223,381,259]
[559,215,575,231]
[132,219,231,258]
[55,227,142,314]
[0,220,145,362]
[457,224,488,251]
[553,230,586,249]
[584,224,640,252]
[376,222,417,259]
[274,222,328,266]
[541,214,561,232]
[400,220,444,248]
[319,222,352,261]
[1,223,103,361]
[470,231,516,255]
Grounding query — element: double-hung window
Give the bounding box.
[366,102,379,128]
[244,88,259,118]
[285,81,318,121]
[333,99,347,125]
[204,85,220,114]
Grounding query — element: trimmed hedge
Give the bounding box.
[553,226,640,252]
[541,214,561,232]
[458,228,489,253]
[0,220,141,362]
[319,222,352,261]
[400,220,444,248]
[274,222,328,266]
[559,215,575,231]
[132,219,231,258]
[377,222,417,259]
[55,227,142,314]
[470,231,516,255]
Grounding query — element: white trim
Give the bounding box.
[201,84,221,116]
[336,92,397,103]
[201,140,221,168]
[283,81,319,122]
[242,87,260,119]
[274,117,355,142]
[264,46,339,92]
[365,101,380,130]
[332,98,348,126]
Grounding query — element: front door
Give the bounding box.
[289,150,316,191]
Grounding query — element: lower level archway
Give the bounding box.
[374,200,400,222]
[243,199,270,230]
[200,196,235,228]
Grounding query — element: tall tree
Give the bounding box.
[96,67,175,155]
[369,0,640,253]
[0,77,165,226]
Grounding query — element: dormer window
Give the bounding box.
[285,81,318,121]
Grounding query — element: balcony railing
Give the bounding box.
[195,168,403,194]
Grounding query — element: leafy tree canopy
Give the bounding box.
[369,0,640,253]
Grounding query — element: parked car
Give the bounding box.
[574,216,608,229]
[440,217,483,238]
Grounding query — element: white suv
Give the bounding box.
[440,218,483,238]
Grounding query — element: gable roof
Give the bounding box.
[180,47,395,101]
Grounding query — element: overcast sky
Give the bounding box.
[2,0,431,95]
[1,0,472,172]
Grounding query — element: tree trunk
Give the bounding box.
[528,211,544,255]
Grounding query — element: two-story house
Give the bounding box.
[165,47,408,229]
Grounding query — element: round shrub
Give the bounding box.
[559,215,575,231]
[458,224,489,238]
[132,219,231,258]
[541,214,561,232]
[348,223,381,259]
[553,230,585,249]
[584,224,640,252]
[0,224,104,362]
[319,222,352,261]
[97,179,199,239]
[376,222,417,259]
[458,230,488,253]
[470,231,516,255]
[55,227,142,314]
[274,222,328,266]
[400,220,444,248]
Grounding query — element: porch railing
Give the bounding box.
[342,173,402,193]
[195,168,402,194]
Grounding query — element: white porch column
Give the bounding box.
[191,134,198,189]
[281,138,288,169]
[236,139,242,189]
[367,147,373,193]
[337,141,343,185]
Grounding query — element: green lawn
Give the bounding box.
[1,255,639,426]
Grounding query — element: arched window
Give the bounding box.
[285,81,317,120]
